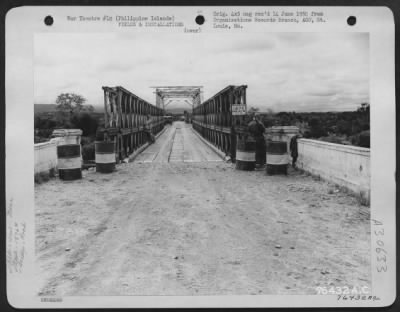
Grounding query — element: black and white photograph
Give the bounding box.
[6,6,396,308]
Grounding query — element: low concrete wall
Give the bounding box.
[35,129,83,175]
[34,138,60,174]
[297,139,370,204]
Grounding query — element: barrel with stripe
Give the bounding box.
[235,134,256,171]
[95,141,116,173]
[266,141,288,175]
[57,144,82,180]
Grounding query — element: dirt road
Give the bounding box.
[35,122,370,296]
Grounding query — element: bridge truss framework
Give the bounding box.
[192,85,248,160]
[102,86,165,162]
[152,86,203,111]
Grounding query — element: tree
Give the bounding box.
[337,119,352,136]
[34,115,57,140]
[308,117,327,138]
[71,113,98,136]
[55,93,93,127]
[359,130,370,148]
[247,107,260,115]
[357,102,370,114]
[56,93,91,114]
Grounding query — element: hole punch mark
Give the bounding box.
[44,15,54,26]
[195,15,205,25]
[347,16,356,26]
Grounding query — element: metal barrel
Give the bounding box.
[57,144,82,180]
[95,141,116,173]
[235,133,256,171]
[266,140,288,175]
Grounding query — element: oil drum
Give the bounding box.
[266,140,289,175]
[57,144,82,180]
[235,133,256,171]
[95,141,116,173]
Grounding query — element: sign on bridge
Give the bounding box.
[231,104,246,115]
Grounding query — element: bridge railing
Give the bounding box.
[102,86,164,162]
[192,85,247,159]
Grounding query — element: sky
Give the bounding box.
[34,32,369,112]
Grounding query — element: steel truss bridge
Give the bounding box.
[102,85,247,162]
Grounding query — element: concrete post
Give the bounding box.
[264,126,300,162]
[51,129,83,145]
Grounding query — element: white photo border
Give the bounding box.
[5,5,396,308]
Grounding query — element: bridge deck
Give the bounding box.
[135,121,222,163]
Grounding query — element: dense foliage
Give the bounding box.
[35,95,370,152]
[258,103,370,147]
[35,93,104,160]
